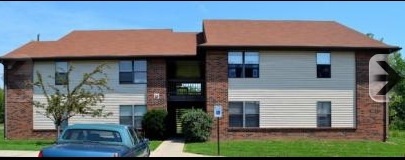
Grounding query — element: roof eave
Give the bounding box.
[0,53,198,61]
[198,44,401,53]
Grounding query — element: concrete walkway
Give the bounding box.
[150,137,209,157]
[0,150,39,157]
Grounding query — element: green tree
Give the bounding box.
[33,63,113,138]
[388,52,405,129]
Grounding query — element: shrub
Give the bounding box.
[142,109,168,140]
[181,109,213,142]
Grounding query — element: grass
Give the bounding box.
[149,140,163,151]
[185,130,405,157]
[0,129,54,150]
[0,127,162,151]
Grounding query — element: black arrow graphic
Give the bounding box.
[375,61,403,95]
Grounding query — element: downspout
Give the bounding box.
[383,95,388,142]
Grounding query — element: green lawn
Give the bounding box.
[149,140,163,151]
[185,130,405,157]
[0,128,162,151]
[0,129,54,150]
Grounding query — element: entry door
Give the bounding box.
[175,108,188,134]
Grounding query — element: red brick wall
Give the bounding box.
[205,51,386,141]
[354,52,386,141]
[147,59,167,111]
[205,51,229,140]
[5,60,56,140]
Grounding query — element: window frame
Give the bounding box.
[316,52,331,78]
[55,61,68,85]
[228,51,259,78]
[119,105,147,129]
[229,101,260,128]
[119,60,147,84]
[316,101,332,128]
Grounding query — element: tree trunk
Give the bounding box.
[55,124,61,140]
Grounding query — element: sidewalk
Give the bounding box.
[150,137,209,157]
[0,150,38,157]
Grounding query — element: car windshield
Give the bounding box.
[62,129,122,142]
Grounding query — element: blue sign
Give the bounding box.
[214,105,222,118]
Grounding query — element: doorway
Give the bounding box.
[167,102,205,136]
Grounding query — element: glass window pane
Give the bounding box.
[317,53,330,64]
[228,68,236,78]
[56,61,68,73]
[120,116,133,126]
[317,65,331,78]
[134,106,147,116]
[317,115,331,127]
[134,60,147,71]
[228,52,243,64]
[245,114,259,127]
[245,64,259,78]
[317,102,331,127]
[119,72,133,83]
[129,128,139,144]
[119,61,133,72]
[229,115,243,127]
[134,72,147,83]
[229,102,243,114]
[134,116,143,129]
[245,101,259,114]
[120,105,133,116]
[317,102,331,114]
[228,64,243,78]
[245,52,259,64]
[55,73,68,85]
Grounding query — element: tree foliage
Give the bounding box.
[388,52,405,130]
[33,63,113,137]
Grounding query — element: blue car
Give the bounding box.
[39,124,150,157]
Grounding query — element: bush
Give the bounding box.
[390,119,405,130]
[181,109,213,142]
[142,109,168,140]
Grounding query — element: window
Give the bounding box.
[55,61,68,85]
[119,60,147,84]
[228,51,259,78]
[128,128,140,145]
[317,53,331,78]
[119,105,147,129]
[229,101,259,128]
[317,102,331,127]
[62,129,122,142]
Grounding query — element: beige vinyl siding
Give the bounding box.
[229,51,355,128]
[33,60,146,129]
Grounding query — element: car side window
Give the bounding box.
[129,128,139,145]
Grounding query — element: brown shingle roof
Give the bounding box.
[2,29,197,59]
[1,20,400,60]
[201,20,400,50]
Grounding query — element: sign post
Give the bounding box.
[214,104,222,156]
